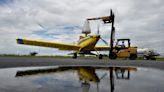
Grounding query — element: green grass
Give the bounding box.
[156,57,164,61]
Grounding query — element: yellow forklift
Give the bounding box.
[86,10,138,60]
[107,10,137,60]
[109,38,138,60]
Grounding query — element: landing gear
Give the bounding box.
[109,52,117,59]
[72,53,77,59]
[99,54,103,59]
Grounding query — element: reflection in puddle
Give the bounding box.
[0,66,163,92]
[16,67,137,92]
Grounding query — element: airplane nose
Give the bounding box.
[96,35,100,38]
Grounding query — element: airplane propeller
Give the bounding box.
[96,73,108,92]
[37,23,49,31]
[97,23,109,46]
[100,38,108,45]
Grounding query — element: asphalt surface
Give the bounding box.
[0,57,164,70]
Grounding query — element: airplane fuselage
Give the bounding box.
[77,35,100,51]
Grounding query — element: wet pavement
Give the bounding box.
[0,66,164,92]
[0,57,164,70]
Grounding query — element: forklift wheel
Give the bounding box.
[129,54,137,60]
[99,54,103,59]
[109,53,117,59]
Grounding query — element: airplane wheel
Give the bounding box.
[99,54,103,59]
[129,54,137,60]
[72,53,77,59]
[109,53,117,59]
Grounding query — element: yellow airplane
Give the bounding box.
[16,34,110,59]
[16,12,113,59]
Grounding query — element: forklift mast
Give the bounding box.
[86,9,116,59]
[109,10,116,58]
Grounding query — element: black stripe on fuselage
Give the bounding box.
[78,37,90,45]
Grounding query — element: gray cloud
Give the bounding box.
[0,0,163,55]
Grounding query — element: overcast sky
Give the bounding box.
[0,0,163,55]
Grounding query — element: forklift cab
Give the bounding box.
[115,39,131,49]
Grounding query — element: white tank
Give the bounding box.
[82,20,91,34]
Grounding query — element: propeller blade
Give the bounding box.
[97,23,100,34]
[100,73,107,80]
[38,23,45,29]
[37,23,48,31]
[100,38,108,45]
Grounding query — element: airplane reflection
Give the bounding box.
[16,66,137,92]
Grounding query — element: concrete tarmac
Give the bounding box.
[0,57,164,70]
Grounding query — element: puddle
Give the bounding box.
[0,66,164,92]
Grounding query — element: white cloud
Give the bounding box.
[0,0,164,55]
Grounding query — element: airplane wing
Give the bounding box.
[16,38,80,51]
[94,46,111,51]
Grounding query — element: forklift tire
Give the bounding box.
[72,53,77,59]
[99,54,103,59]
[109,53,117,59]
[129,54,137,60]
[150,58,156,60]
